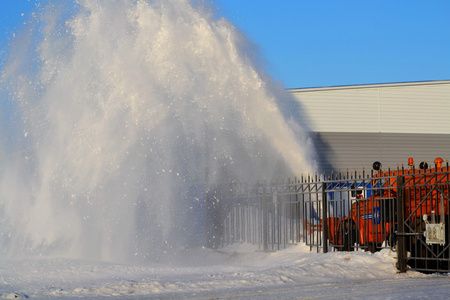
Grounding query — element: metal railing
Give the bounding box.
[206,161,450,273]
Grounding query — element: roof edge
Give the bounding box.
[287,80,450,93]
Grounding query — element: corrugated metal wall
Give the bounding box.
[289,81,450,173]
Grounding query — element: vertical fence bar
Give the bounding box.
[322,181,328,253]
[205,186,211,248]
[263,192,268,252]
[397,175,407,272]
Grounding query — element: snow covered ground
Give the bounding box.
[1,243,449,299]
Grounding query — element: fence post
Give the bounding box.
[322,182,328,253]
[205,186,212,248]
[213,191,222,249]
[396,175,407,272]
[262,189,270,251]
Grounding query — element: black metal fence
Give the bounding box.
[396,168,450,273]
[206,161,450,273]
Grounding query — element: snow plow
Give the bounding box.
[325,157,450,272]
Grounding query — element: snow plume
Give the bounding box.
[0,0,315,263]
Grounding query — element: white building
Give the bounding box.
[289,80,450,173]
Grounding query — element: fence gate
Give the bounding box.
[397,171,450,273]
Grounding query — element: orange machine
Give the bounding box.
[328,157,449,252]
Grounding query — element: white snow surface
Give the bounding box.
[1,243,449,299]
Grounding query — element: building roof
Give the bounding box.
[288,80,450,93]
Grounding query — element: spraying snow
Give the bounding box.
[0,0,315,263]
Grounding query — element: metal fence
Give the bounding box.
[396,167,450,273]
[206,161,450,273]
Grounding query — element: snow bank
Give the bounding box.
[2,244,445,299]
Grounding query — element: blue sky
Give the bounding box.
[1,0,450,89]
[0,1,36,40]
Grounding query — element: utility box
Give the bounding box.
[424,223,446,245]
